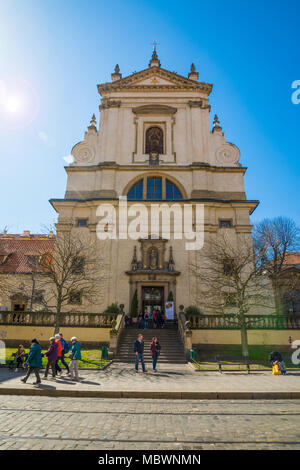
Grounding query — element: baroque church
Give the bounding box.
[50,48,258,315]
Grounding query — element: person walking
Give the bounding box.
[68,336,81,381]
[144,312,149,329]
[57,332,70,374]
[153,310,157,328]
[43,337,58,380]
[55,333,64,376]
[133,334,146,373]
[150,337,161,372]
[138,313,144,329]
[21,339,42,386]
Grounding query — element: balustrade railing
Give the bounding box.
[185,314,300,330]
[0,311,118,328]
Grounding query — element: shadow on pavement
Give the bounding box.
[55,379,77,385]
[78,380,100,386]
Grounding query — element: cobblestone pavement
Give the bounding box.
[1,362,300,393]
[0,396,300,450]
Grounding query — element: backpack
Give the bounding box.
[272,364,281,375]
[63,341,70,354]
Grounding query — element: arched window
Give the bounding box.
[166,179,183,200]
[147,177,162,200]
[127,179,143,200]
[145,126,164,154]
[127,177,183,201]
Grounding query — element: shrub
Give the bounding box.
[131,290,138,317]
[105,303,120,314]
[167,291,174,301]
[185,305,202,316]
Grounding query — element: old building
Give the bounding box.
[279,252,300,315]
[0,231,55,312]
[48,49,259,315]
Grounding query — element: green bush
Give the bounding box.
[185,305,202,316]
[131,289,138,317]
[167,291,174,301]
[105,303,120,314]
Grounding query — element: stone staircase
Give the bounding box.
[116,325,187,364]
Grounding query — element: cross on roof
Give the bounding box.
[151,41,159,51]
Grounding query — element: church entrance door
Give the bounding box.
[142,286,164,316]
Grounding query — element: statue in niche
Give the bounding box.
[149,248,158,270]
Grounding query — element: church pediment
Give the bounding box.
[98,67,213,94]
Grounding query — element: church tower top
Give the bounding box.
[149,41,161,67]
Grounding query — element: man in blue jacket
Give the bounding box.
[21,339,42,385]
[133,334,146,373]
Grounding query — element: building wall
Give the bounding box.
[0,325,110,347]
[192,329,298,346]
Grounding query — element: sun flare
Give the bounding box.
[4,96,21,113]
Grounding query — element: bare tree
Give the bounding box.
[0,228,13,308]
[252,216,300,312]
[190,233,274,357]
[35,231,108,334]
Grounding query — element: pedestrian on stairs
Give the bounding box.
[133,334,146,373]
[153,310,157,328]
[150,337,161,372]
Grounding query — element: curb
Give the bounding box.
[0,388,299,399]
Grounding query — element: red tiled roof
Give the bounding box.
[0,233,55,274]
[284,252,300,266]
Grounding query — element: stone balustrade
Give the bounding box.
[185,314,300,330]
[0,311,118,328]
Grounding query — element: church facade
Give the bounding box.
[50,50,259,315]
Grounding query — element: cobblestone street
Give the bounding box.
[0,396,300,450]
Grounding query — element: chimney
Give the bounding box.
[22,230,30,237]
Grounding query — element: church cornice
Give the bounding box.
[97,67,213,95]
[64,163,248,174]
[50,198,259,215]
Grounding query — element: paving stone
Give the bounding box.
[0,395,300,449]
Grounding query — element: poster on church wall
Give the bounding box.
[165,301,174,320]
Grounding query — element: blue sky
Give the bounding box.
[0,0,299,232]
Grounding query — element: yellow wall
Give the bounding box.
[0,326,110,343]
[192,329,299,346]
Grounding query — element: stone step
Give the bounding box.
[116,326,186,364]
[116,359,187,364]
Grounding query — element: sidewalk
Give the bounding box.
[0,362,299,399]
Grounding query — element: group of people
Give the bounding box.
[16,333,82,386]
[125,310,166,329]
[134,334,161,373]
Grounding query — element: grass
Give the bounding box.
[5,348,109,369]
[192,345,300,371]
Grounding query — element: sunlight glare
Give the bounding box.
[5,96,21,113]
